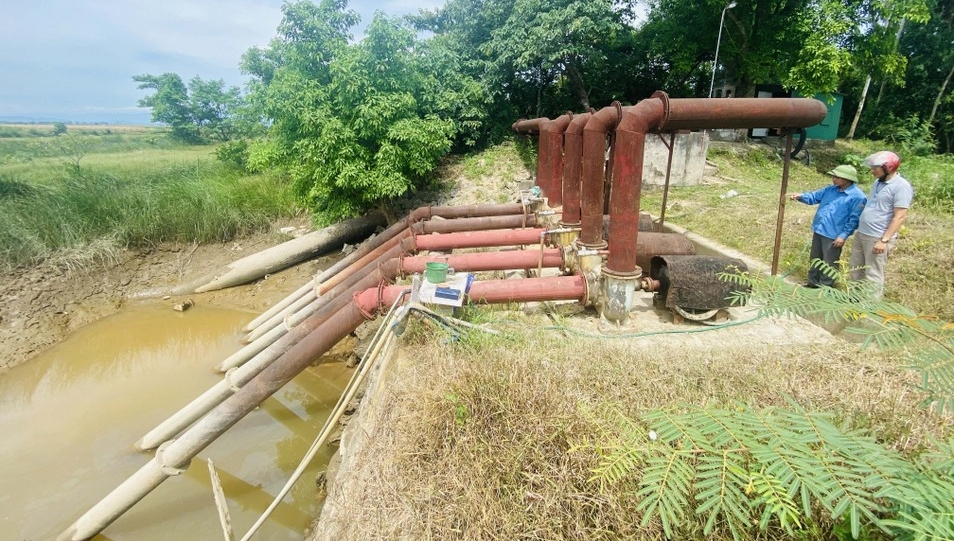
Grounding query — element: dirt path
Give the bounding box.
[0,218,341,372]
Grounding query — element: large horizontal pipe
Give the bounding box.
[658,97,828,131]
[402,249,565,274]
[358,274,588,310]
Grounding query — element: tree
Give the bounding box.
[134,73,195,141]
[133,73,244,142]
[849,0,954,151]
[242,0,463,222]
[412,0,640,118]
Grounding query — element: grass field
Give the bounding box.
[0,125,300,271]
[641,139,954,321]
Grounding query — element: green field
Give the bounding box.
[0,124,300,271]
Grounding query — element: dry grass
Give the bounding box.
[317,309,951,540]
[641,141,954,321]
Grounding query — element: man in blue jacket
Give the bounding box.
[788,164,867,288]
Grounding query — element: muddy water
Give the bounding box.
[0,302,351,541]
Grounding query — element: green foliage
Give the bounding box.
[215,139,251,170]
[884,115,938,156]
[582,401,954,540]
[0,153,297,270]
[720,267,954,413]
[52,122,67,136]
[134,73,244,143]
[243,2,462,223]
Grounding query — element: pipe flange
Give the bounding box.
[612,101,623,130]
[574,238,608,251]
[577,271,591,307]
[224,367,242,393]
[601,265,644,280]
[155,440,186,476]
[650,90,671,130]
[358,281,390,320]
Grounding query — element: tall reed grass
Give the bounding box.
[0,154,299,270]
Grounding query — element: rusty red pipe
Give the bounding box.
[604,92,827,276]
[318,213,537,296]
[656,97,828,131]
[417,213,538,235]
[359,274,588,311]
[561,112,591,226]
[512,118,548,133]
[580,103,622,246]
[404,228,547,252]
[606,99,665,275]
[315,203,530,294]
[539,113,573,206]
[401,249,564,275]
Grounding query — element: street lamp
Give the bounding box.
[708,1,737,98]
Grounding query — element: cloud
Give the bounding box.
[0,0,451,122]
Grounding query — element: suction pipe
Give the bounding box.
[60,274,586,541]
[538,113,573,206]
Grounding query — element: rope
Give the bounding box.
[236,290,410,541]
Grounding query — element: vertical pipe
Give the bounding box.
[561,112,590,226]
[657,133,676,231]
[540,113,573,206]
[772,133,793,275]
[605,98,665,275]
[580,104,622,246]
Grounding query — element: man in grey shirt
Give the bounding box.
[849,150,914,300]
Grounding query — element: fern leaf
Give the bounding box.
[635,451,695,537]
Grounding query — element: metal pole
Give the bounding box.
[708,2,736,98]
[772,133,793,275]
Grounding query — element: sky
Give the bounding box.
[0,0,443,124]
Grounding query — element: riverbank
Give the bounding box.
[0,215,323,372]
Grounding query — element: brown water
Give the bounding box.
[0,302,350,541]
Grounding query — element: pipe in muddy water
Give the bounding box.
[65,273,588,541]
[139,243,568,449]
[61,299,372,541]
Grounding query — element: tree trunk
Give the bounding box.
[876,19,906,106]
[565,60,590,110]
[847,75,871,141]
[929,63,954,125]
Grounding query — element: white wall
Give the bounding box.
[642,131,710,187]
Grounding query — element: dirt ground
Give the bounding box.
[0,217,343,373]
